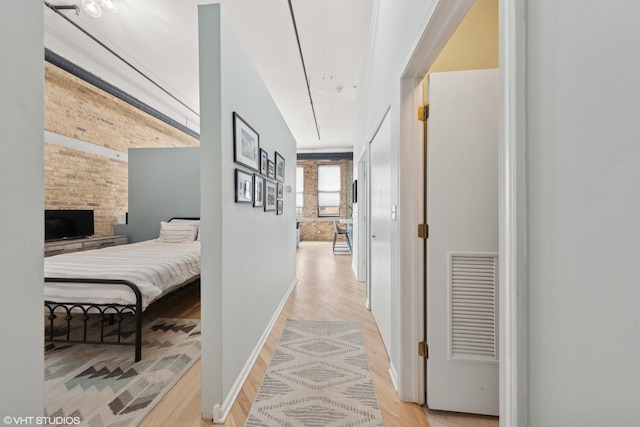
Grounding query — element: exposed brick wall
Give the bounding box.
[297,160,352,241]
[44,63,199,236]
[44,144,128,236]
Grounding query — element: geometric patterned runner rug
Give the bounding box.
[44,317,200,427]
[245,320,384,426]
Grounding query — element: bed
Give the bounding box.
[44,218,201,362]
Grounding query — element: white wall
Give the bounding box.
[0,0,44,417]
[525,1,640,424]
[354,0,471,400]
[114,147,201,242]
[198,4,297,421]
[355,0,439,151]
[353,0,440,387]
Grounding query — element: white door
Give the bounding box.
[370,113,392,352]
[426,69,499,416]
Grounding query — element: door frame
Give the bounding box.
[368,110,394,354]
[497,0,527,424]
[397,0,527,422]
[396,0,475,404]
[356,144,370,308]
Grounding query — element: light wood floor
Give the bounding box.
[140,241,428,426]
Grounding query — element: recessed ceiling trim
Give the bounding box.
[288,0,321,141]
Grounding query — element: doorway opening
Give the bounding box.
[396,0,501,423]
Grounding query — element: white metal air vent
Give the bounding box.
[449,252,498,361]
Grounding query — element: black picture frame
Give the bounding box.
[233,112,260,172]
[235,168,254,203]
[275,151,285,182]
[267,159,276,179]
[277,182,284,199]
[260,148,268,176]
[264,180,277,211]
[253,174,264,208]
[352,179,358,203]
[276,199,283,215]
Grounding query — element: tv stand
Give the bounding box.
[45,235,128,257]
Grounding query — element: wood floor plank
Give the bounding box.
[140,241,428,426]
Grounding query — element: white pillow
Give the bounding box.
[158,221,198,243]
[169,219,200,241]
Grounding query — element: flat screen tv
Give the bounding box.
[45,209,94,241]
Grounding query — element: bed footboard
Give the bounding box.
[44,278,143,362]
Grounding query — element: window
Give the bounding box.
[296,166,304,217]
[317,165,341,217]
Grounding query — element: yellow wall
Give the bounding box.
[423,0,498,101]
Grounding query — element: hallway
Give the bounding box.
[140,241,427,426]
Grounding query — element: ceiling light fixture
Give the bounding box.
[81,0,119,18]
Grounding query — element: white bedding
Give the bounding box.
[44,239,201,310]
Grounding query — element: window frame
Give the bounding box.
[295,166,304,217]
[317,164,341,218]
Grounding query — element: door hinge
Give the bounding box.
[417,223,429,239]
[417,104,429,122]
[418,341,428,358]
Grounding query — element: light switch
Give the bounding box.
[391,205,397,221]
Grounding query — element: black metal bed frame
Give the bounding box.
[44,275,201,362]
[44,217,201,363]
[45,278,144,361]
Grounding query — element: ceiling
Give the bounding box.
[43,0,375,151]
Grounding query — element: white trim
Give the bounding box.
[212,277,298,424]
[44,130,128,162]
[212,405,222,423]
[401,0,474,79]
[397,76,424,403]
[388,361,400,393]
[499,0,527,424]
[396,0,475,404]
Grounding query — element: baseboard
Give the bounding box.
[212,277,298,423]
[389,360,400,393]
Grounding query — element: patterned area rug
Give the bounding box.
[44,317,200,426]
[245,320,384,426]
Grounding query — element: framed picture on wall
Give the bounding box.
[253,174,264,208]
[233,112,260,171]
[352,179,358,203]
[260,149,268,176]
[267,160,276,179]
[235,168,254,203]
[277,182,283,199]
[265,180,277,211]
[276,199,283,215]
[275,151,285,182]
